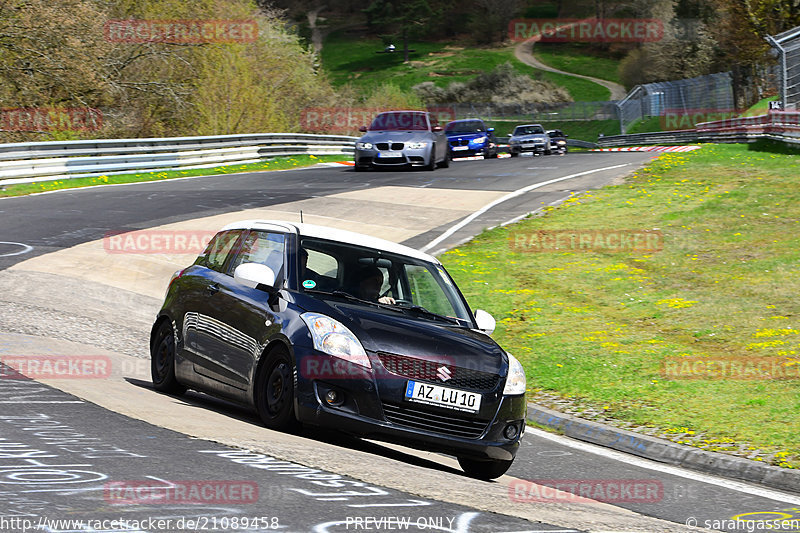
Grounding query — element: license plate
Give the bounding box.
[452,146,469,151]
[404,380,481,413]
[377,151,402,158]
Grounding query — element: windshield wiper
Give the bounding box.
[395,303,462,325]
[305,289,403,313]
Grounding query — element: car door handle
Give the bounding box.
[205,283,220,295]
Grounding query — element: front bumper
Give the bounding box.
[293,349,526,461]
[512,143,547,153]
[355,147,431,168]
[448,141,489,157]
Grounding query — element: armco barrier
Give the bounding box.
[597,130,699,147]
[598,111,800,147]
[0,133,357,185]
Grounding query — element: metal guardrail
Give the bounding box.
[567,139,599,149]
[598,111,800,147]
[597,130,699,147]
[0,133,357,185]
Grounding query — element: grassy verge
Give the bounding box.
[0,154,345,198]
[441,143,800,468]
[532,43,623,84]
[321,31,610,101]
[742,96,780,117]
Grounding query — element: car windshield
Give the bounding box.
[298,237,472,326]
[514,125,545,135]
[446,121,484,133]
[368,112,430,131]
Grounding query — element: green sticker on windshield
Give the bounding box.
[302,279,316,289]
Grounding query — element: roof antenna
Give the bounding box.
[300,210,304,223]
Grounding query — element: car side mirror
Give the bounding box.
[564,134,569,137]
[432,125,443,132]
[487,127,495,132]
[359,126,367,132]
[474,309,496,334]
[234,263,276,292]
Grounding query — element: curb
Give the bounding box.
[526,402,800,495]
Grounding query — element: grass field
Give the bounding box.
[532,43,623,84]
[321,31,610,102]
[0,154,344,198]
[441,142,800,468]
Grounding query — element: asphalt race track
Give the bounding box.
[1,153,799,533]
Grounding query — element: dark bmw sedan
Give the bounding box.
[150,220,527,479]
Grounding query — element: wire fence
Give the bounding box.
[767,26,800,110]
[617,72,735,134]
[447,101,619,123]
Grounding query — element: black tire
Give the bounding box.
[458,457,513,480]
[423,152,436,171]
[509,150,519,157]
[151,321,186,395]
[438,149,451,168]
[254,347,298,431]
[354,164,368,172]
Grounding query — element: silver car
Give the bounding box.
[354,110,450,171]
[508,124,551,156]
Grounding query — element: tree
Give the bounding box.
[363,0,435,62]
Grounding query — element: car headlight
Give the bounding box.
[557,140,566,145]
[356,142,373,150]
[503,353,526,395]
[510,139,520,145]
[472,136,487,144]
[301,313,370,368]
[406,142,427,149]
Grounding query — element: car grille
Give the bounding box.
[376,142,404,151]
[382,402,490,439]
[374,157,405,164]
[450,139,469,146]
[377,352,501,392]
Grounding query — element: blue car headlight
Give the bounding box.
[301,312,370,368]
[472,136,487,145]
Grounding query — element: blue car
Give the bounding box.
[445,119,498,158]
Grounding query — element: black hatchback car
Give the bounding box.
[150,220,527,479]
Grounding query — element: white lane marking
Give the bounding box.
[0,401,84,403]
[419,163,630,252]
[527,427,800,505]
[0,241,33,257]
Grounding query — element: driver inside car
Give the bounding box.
[356,265,396,305]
